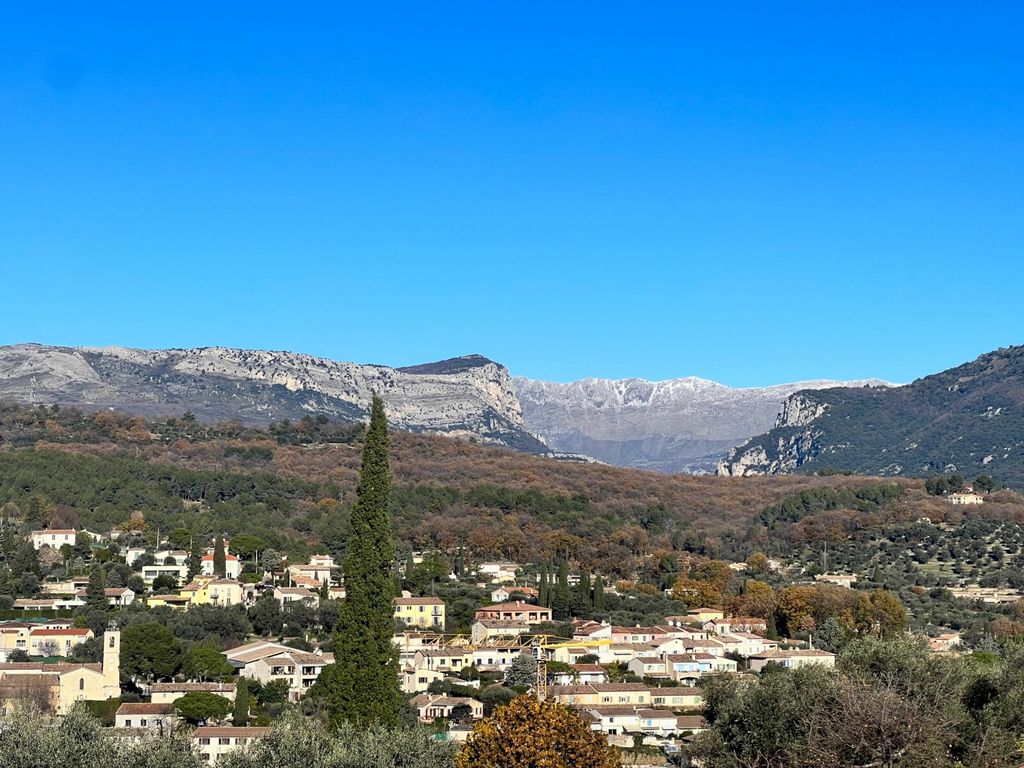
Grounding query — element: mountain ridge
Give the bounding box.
[718,345,1024,485]
[0,343,546,452]
[514,374,892,473]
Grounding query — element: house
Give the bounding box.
[29,530,77,551]
[727,616,769,634]
[192,727,270,764]
[549,683,651,707]
[274,586,320,608]
[202,554,242,580]
[0,630,120,714]
[401,665,446,694]
[286,563,331,585]
[26,628,94,657]
[394,596,446,629]
[150,681,236,704]
[749,648,836,672]
[471,619,529,644]
[470,645,525,672]
[146,594,191,610]
[675,715,708,734]
[74,587,135,607]
[929,631,963,652]
[551,663,609,686]
[154,550,190,566]
[948,491,984,505]
[13,597,84,611]
[611,626,670,645]
[114,702,176,732]
[308,554,335,569]
[181,578,244,607]
[474,602,551,625]
[815,573,857,588]
[410,693,484,722]
[627,656,671,679]
[413,648,474,675]
[140,564,189,586]
[490,585,539,602]
[246,651,334,702]
[650,687,704,709]
[476,562,520,583]
[125,547,149,566]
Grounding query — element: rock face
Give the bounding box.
[717,345,1024,486]
[0,344,546,452]
[514,375,887,473]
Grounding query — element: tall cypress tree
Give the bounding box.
[86,565,107,609]
[233,677,250,726]
[326,395,402,727]
[213,535,227,578]
[538,563,549,607]
[573,570,592,615]
[593,574,605,612]
[551,560,571,620]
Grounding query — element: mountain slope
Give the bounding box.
[514,375,889,473]
[0,344,546,452]
[718,346,1024,486]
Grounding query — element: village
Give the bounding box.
[0,525,899,763]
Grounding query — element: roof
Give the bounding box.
[394,597,445,606]
[31,529,76,535]
[752,648,836,660]
[202,554,239,561]
[476,601,548,612]
[28,628,93,637]
[651,687,704,697]
[116,702,173,715]
[0,661,101,674]
[275,587,316,596]
[151,682,235,693]
[676,715,708,729]
[192,727,270,738]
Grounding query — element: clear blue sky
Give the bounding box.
[2,3,1022,386]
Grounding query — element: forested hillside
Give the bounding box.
[721,345,1024,484]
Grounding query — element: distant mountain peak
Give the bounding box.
[514,374,891,473]
[397,354,499,375]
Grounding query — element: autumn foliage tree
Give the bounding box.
[458,696,619,768]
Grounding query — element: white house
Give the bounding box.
[29,530,77,550]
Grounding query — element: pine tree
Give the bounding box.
[233,677,250,726]
[552,560,571,621]
[326,395,402,727]
[213,535,227,578]
[86,565,107,609]
[593,575,605,612]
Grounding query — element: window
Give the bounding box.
[125,719,132,727]
[79,678,85,690]
[199,738,210,745]
[219,737,231,745]
[141,719,148,727]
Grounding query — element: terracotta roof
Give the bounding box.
[28,628,93,637]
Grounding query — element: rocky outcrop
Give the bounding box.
[716,345,1024,486]
[0,344,545,452]
[515,375,887,473]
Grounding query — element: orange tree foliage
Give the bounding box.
[457,695,619,768]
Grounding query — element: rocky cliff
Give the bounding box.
[717,346,1024,486]
[0,344,546,452]
[514,375,887,473]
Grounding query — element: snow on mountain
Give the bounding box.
[514,375,892,473]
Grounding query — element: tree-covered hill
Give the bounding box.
[720,345,1024,486]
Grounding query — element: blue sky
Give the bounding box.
[2,3,1022,386]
